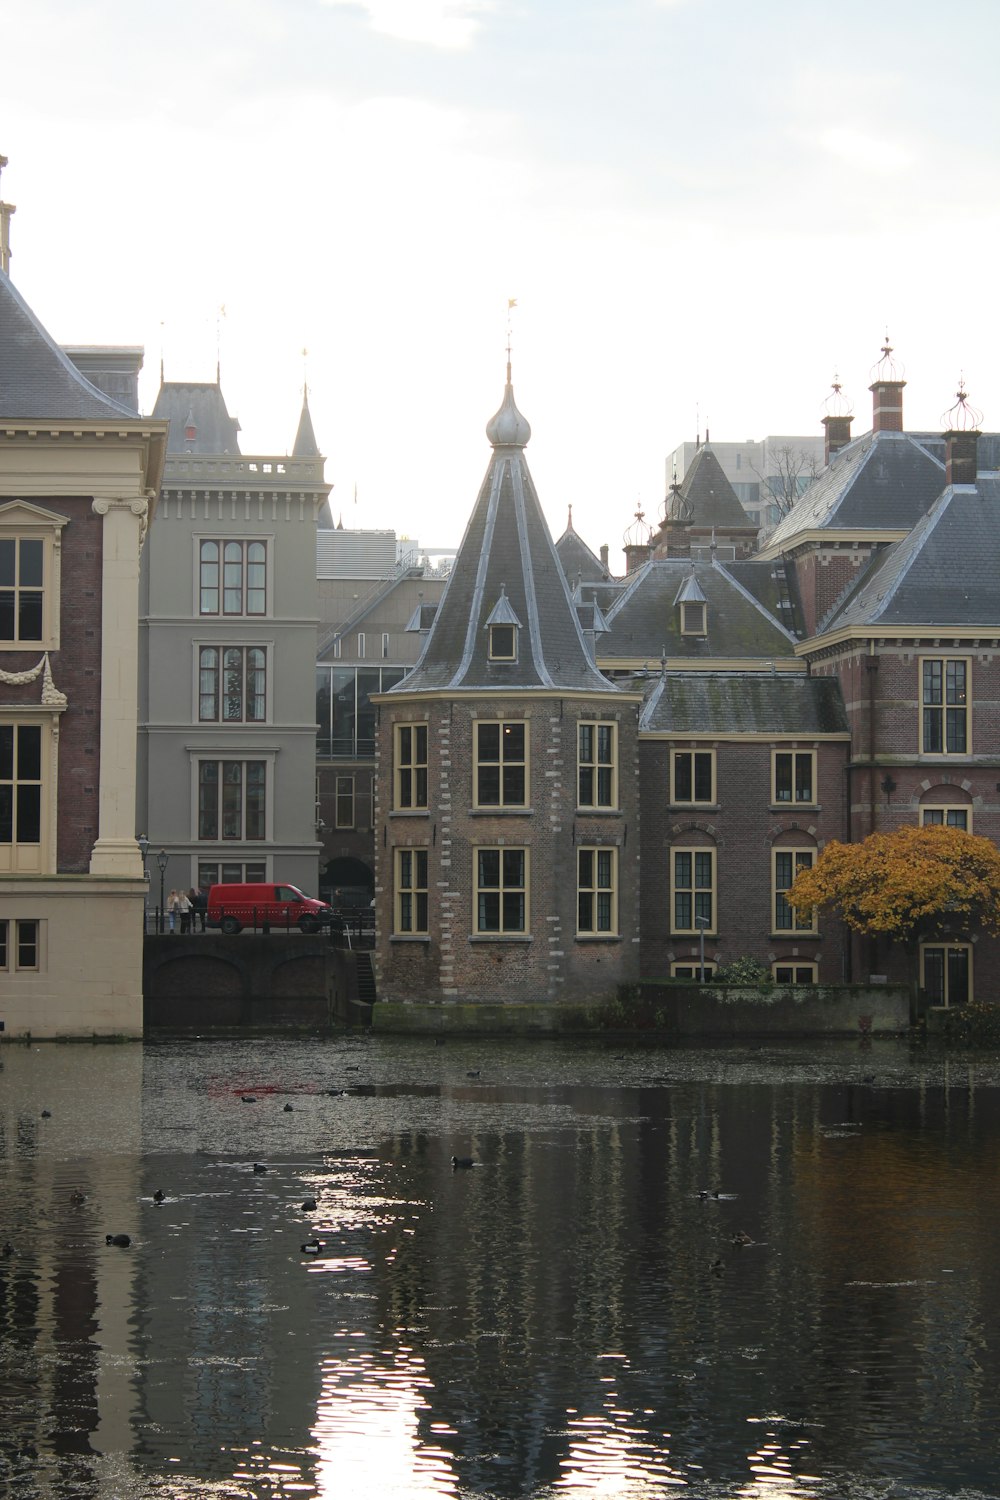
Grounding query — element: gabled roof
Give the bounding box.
[152,379,242,454]
[0,269,138,421]
[640,671,849,736]
[555,510,609,583]
[392,372,619,695]
[600,558,796,662]
[676,445,753,529]
[765,430,945,551]
[822,474,1000,632]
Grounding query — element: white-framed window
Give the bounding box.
[382,632,390,659]
[0,720,52,875]
[577,847,617,935]
[488,623,517,660]
[0,918,41,971]
[772,962,818,984]
[395,847,429,935]
[671,749,715,805]
[773,848,816,933]
[578,722,617,809]
[198,860,266,888]
[335,775,355,829]
[357,632,366,659]
[680,601,706,636]
[920,943,972,1006]
[475,847,528,934]
[0,501,66,651]
[670,960,716,979]
[197,760,266,841]
[671,847,715,934]
[199,539,267,616]
[920,805,970,831]
[920,657,969,755]
[773,750,816,805]
[395,724,429,810]
[475,721,528,808]
[198,646,267,722]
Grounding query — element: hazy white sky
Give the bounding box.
[4,0,1000,564]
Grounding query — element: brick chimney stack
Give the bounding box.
[942,381,982,487]
[821,376,854,464]
[869,339,905,433]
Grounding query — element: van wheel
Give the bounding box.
[299,918,320,934]
[221,917,241,935]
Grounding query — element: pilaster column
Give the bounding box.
[89,496,149,876]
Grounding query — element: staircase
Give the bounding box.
[355,951,377,1006]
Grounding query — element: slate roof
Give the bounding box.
[293,388,320,458]
[639,671,849,736]
[556,517,609,583]
[152,380,242,454]
[392,374,619,695]
[824,474,1000,631]
[676,445,753,529]
[766,430,945,550]
[0,269,138,421]
[600,559,796,662]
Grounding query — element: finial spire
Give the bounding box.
[506,297,517,383]
[0,153,16,276]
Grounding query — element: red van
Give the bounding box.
[206,883,334,935]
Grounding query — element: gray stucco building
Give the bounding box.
[137,377,330,904]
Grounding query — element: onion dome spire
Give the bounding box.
[941,376,982,433]
[486,357,531,448]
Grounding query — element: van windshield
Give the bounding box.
[275,886,304,902]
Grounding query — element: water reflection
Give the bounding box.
[3,1039,1000,1498]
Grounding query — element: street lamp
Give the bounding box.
[695,912,711,982]
[138,835,150,933]
[156,849,168,934]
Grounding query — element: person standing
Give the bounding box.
[167,889,179,933]
[177,889,192,935]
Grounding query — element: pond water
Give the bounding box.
[2,1035,1000,1500]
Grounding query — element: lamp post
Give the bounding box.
[156,849,168,934]
[695,913,711,982]
[138,835,150,932]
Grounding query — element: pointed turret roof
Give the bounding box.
[393,367,618,694]
[292,386,320,458]
[0,270,138,421]
[677,445,752,529]
[152,378,241,454]
[555,506,609,583]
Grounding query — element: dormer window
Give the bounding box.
[681,601,706,636]
[674,570,707,639]
[485,583,522,663]
[489,623,516,660]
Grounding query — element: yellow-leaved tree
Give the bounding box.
[787,824,1000,941]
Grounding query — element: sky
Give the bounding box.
[4,0,1000,567]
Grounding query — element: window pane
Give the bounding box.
[16,786,40,844]
[478,723,500,760]
[948,948,969,1005]
[795,756,812,802]
[674,753,692,801]
[17,726,41,781]
[20,540,43,587]
[694,754,712,802]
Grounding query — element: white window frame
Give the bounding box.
[670,960,717,980]
[197,644,268,724]
[474,846,529,935]
[680,601,706,636]
[194,756,272,843]
[197,537,270,618]
[0,501,67,653]
[773,847,817,934]
[474,720,529,809]
[772,961,818,984]
[671,846,716,934]
[577,721,618,810]
[671,749,715,806]
[920,656,970,756]
[394,847,429,935]
[577,846,618,936]
[395,723,429,811]
[0,715,57,876]
[335,774,355,829]
[920,942,972,1007]
[919,805,971,832]
[772,749,816,806]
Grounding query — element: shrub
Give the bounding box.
[713,956,772,987]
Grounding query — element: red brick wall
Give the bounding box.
[638,737,849,982]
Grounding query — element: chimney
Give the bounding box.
[622,509,653,575]
[869,339,905,433]
[823,412,853,463]
[599,543,609,574]
[0,154,15,276]
[942,381,982,487]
